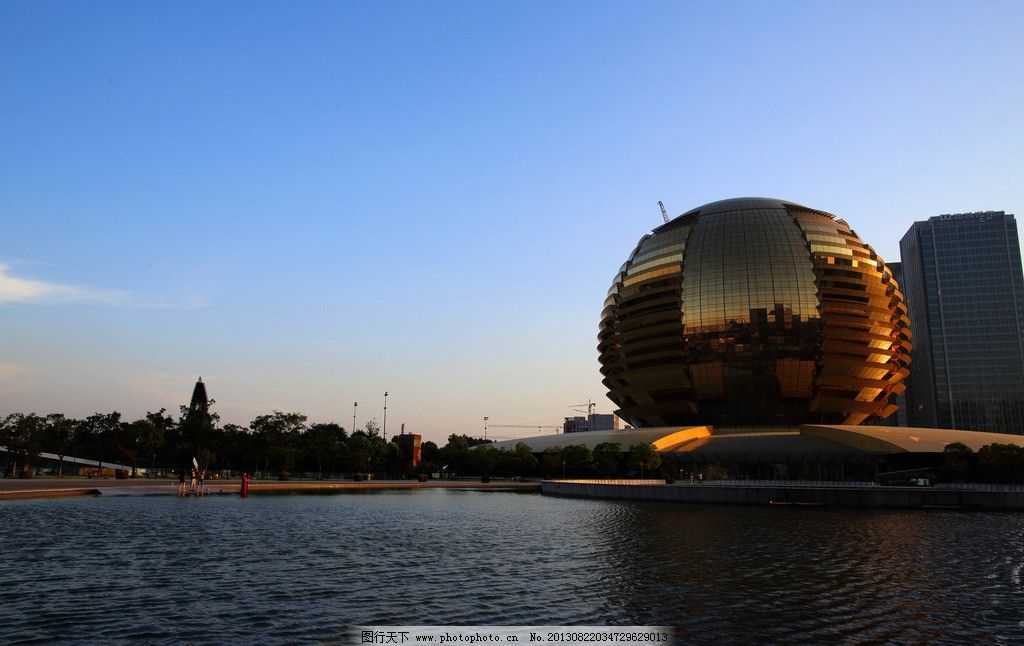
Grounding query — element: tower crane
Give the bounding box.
[658,200,670,224]
[485,423,562,437]
[486,423,562,431]
[569,400,598,432]
[569,400,596,417]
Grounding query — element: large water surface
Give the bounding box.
[1,490,1023,643]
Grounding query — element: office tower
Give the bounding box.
[899,212,1024,434]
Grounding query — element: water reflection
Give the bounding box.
[594,505,1024,642]
[0,492,1022,643]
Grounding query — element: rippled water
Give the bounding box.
[1,490,1023,644]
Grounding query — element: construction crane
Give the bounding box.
[569,400,596,417]
[486,423,562,436]
[658,200,670,224]
[568,400,598,433]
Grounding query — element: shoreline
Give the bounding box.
[542,479,1024,511]
[0,478,541,501]
[12,477,1024,510]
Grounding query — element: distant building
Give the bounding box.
[396,433,422,470]
[563,416,588,433]
[899,211,1024,434]
[563,414,619,433]
[590,414,617,431]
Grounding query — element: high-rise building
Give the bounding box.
[899,211,1024,435]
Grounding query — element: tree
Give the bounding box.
[76,412,122,472]
[941,442,976,482]
[560,444,593,477]
[539,446,563,478]
[977,443,1024,483]
[421,441,440,470]
[378,438,399,475]
[116,419,162,477]
[250,411,307,477]
[512,442,537,477]
[468,444,498,477]
[145,408,176,474]
[305,423,342,479]
[628,443,661,478]
[42,414,76,477]
[334,434,352,474]
[440,434,471,475]
[216,424,250,473]
[0,413,44,477]
[593,442,622,477]
[348,434,374,475]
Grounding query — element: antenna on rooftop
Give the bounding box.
[658,200,670,224]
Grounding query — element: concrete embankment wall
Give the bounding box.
[541,480,1024,510]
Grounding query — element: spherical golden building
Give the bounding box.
[598,197,911,428]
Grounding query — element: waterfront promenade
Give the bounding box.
[0,478,541,501]
[10,477,1024,510]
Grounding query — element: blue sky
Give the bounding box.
[2,1,1023,442]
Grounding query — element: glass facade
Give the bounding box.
[899,212,1024,435]
[599,197,911,428]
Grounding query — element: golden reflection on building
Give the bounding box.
[599,197,911,428]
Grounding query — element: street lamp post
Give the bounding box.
[353,402,358,436]
[383,391,389,441]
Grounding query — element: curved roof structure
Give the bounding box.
[677,196,826,219]
[489,427,707,453]
[490,425,1022,458]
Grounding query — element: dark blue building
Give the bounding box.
[899,212,1024,435]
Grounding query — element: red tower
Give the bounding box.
[396,433,422,470]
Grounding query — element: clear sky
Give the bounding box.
[2,1,1023,443]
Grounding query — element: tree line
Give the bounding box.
[6,407,1024,483]
[940,442,1024,484]
[0,408,663,480]
[0,408,426,479]
[441,437,663,479]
